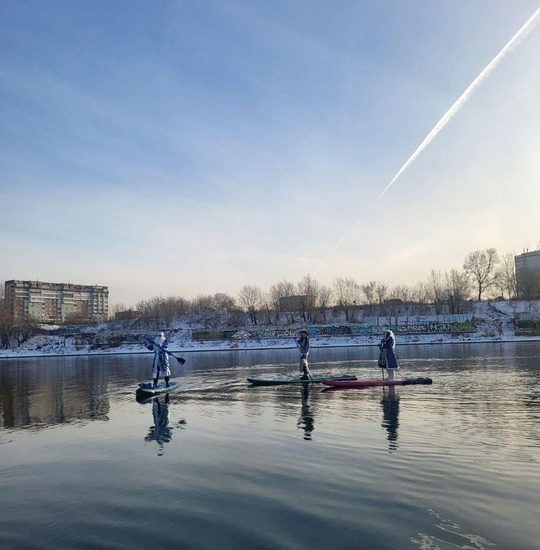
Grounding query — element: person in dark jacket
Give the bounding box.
[379,329,399,381]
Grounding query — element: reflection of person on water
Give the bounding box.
[145,395,172,455]
[381,386,400,451]
[297,384,315,441]
[296,330,311,380]
[144,331,171,388]
[379,329,399,381]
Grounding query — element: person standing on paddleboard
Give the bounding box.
[379,329,399,381]
[296,330,311,380]
[144,331,171,388]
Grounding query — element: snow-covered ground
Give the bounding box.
[1,300,539,359]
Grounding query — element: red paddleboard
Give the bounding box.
[322,377,433,388]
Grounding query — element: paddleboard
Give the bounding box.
[247,375,357,386]
[322,377,433,389]
[136,381,180,395]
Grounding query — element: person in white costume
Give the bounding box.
[144,331,171,387]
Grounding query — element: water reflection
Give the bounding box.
[0,358,110,431]
[297,384,315,441]
[381,386,400,451]
[143,395,173,456]
[1,344,539,549]
[137,391,186,456]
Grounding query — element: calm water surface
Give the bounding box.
[1,343,539,549]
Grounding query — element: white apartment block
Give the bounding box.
[4,280,109,323]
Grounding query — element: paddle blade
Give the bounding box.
[176,357,186,365]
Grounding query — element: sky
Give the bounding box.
[1,1,539,307]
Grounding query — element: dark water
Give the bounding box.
[0,343,539,549]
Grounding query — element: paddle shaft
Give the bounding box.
[144,336,186,365]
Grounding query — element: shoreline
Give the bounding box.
[1,335,539,359]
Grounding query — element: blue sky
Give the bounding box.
[2,1,539,306]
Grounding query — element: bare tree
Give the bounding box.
[137,296,168,325]
[375,282,389,306]
[12,316,39,347]
[463,248,499,301]
[191,294,214,312]
[317,285,333,322]
[158,297,181,324]
[297,274,320,322]
[428,270,448,314]
[268,280,296,322]
[496,252,517,299]
[171,296,191,316]
[411,281,431,314]
[389,284,412,303]
[238,285,263,325]
[213,293,236,312]
[136,295,190,326]
[361,281,377,315]
[333,277,360,321]
[0,294,13,349]
[412,281,430,303]
[445,269,472,314]
[260,291,275,325]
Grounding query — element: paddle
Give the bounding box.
[378,346,386,380]
[144,336,186,365]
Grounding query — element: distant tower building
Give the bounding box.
[4,280,109,323]
[514,249,540,300]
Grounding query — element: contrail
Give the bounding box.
[376,6,540,202]
[333,7,540,251]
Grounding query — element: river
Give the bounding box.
[0,342,539,549]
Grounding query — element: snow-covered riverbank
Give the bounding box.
[1,300,539,359]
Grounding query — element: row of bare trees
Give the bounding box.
[109,247,535,326]
[233,249,525,323]
[3,247,536,336]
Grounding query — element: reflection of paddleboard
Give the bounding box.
[247,375,357,386]
[322,377,433,388]
[136,381,179,395]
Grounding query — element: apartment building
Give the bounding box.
[4,280,109,323]
[514,249,540,300]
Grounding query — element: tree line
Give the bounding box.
[113,248,534,326]
[2,247,538,346]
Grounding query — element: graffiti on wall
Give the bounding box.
[515,319,540,335]
[229,328,299,340]
[189,316,476,341]
[213,319,476,341]
[321,326,353,336]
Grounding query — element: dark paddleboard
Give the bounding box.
[247,375,357,386]
[136,381,180,395]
